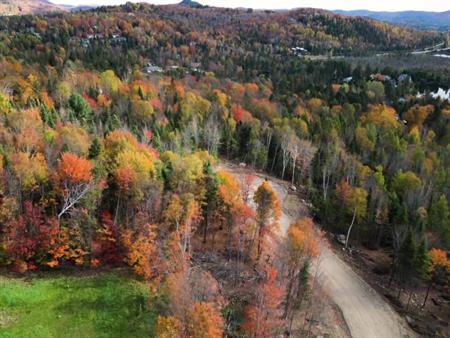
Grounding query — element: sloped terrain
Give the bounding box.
[221,162,417,338]
[0,0,66,16]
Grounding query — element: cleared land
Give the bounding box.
[221,161,417,338]
[0,271,155,338]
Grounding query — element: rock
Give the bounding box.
[405,315,415,326]
[336,234,346,245]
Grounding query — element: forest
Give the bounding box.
[0,2,449,338]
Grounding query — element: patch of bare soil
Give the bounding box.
[218,161,351,338]
[289,281,351,338]
[333,244,450,338]
[0,311,17,328]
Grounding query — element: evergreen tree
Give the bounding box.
[88,137,102,159]
[68,93,94,125]
[429,195,450,248]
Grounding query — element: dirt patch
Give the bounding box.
[332,243,450,338]
[0,311,17,328]
[289,281,351,338]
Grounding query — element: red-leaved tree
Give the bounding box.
[243,267,284,337]
[4,201,59,272]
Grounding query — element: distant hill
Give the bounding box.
[0,2,444,56]
[0,0,67,16]
[110,4,442,54]
[179,0,207,9]
[334,10,450,32]
[66,5,97,12]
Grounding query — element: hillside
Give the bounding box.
[0,0,66,16]
[0,3,443,73]
[133,4,443,54]
[0,2,449,337]
[335,9,450,32]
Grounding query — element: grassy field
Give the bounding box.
[0,270,156,338]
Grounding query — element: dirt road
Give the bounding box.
[220,162,416,338]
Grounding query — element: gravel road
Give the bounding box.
[220,162,417,338]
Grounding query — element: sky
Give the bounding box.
[49,0,450,12]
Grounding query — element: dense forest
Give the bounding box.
[0,3,449,337]
[0,3,446,73]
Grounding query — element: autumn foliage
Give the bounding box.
[3,201,59,272]
[253,181,281,259]
[154,316,182,338]
[428,248,450,274]
[243,267,284,338]
[122,223,160,280]
[58,152,93,183]
[287,218,320,260]
[0,5,448,334]
[188,302,224,338]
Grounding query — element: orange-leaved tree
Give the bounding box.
[217,170,243,258]
[163,193,201,260]
[243,267,284,338]
[253,181,281,260]
[187,302,224,338]
[284,218,320,330]
[422,248,450,307]
[154,316,183,338]
[56,152,93,220]
[122,222,160,281]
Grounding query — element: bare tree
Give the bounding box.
[297,140,318,181]
[58,181,92,220]
[287,134,300,186]
[203,114,221,155]
[262,121,273,162]
[279,129,293,180]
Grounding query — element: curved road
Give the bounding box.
[220,162,416,338]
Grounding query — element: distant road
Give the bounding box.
[304,40,449,60]
[220,161,417,338]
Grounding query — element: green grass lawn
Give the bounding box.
[0,270,156,338]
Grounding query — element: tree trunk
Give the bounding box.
[388,252,398,287]
[322,167,330,201]
[375,223,384,249]
[226,217,233,261]
[345,207,357,249]
[271,146,279,173]
[281,155,287,180]
[114,193,121,224]
[235,228,242,286]
[422,280,432,308]
[284,268,295,318]
[256,225,264,261]
[291,157,296,186]
[406,289,413,310]
[202,213,209,244]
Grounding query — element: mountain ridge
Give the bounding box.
[1,0,449,35]
[179,0,207,9]
[0,0,67,16]
[334,9,450,31]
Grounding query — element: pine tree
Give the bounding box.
[88,137,102,159]
[429,195,450,248]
